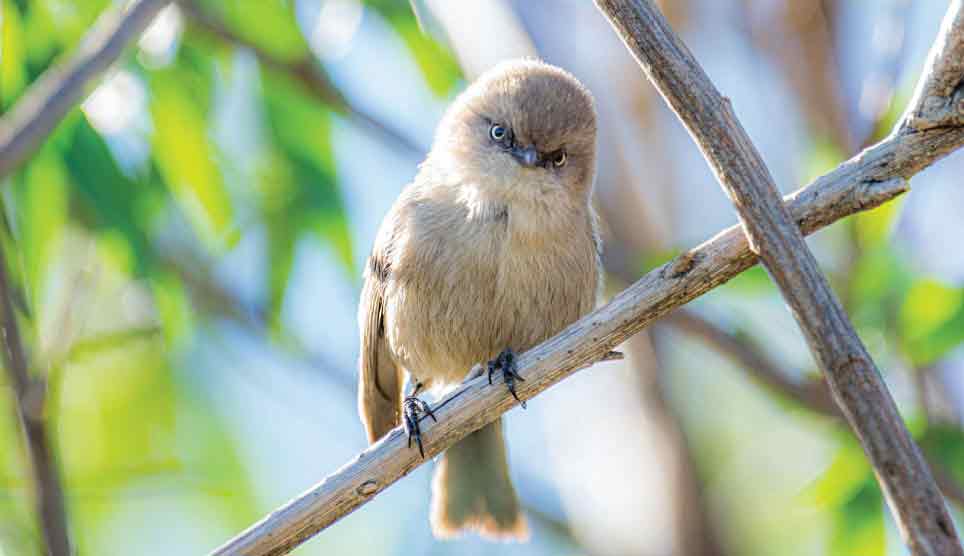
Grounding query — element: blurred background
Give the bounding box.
[0,0,963,554]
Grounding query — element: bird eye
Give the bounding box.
[552,150,567,167]
[489,124,507,142]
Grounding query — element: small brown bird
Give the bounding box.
[358,59,600,540]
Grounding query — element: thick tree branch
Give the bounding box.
[210,125,964,556]
[178,0,424,158]
[0,0,172,179]
[210,3,964,553]
[593,1,962,555]
[904,0,964,131]
[0,243,70,556]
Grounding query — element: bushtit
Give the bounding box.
[358,59,600,540]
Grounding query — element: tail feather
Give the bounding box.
[430,419,529,541]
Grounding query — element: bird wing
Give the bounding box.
[357,224,404,444]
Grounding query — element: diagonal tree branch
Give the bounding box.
[592,1,963,554]
[0,242,70,556]
[904,0,964,131]
[0,0,172,179]
[208,74,964,556]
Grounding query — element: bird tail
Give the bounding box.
[430,419,529,541]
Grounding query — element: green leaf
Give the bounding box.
[831,478,884,556]
[15,147,68,311]
[152,270,196,346]
[899,279,964,365]
[367,1,462,96]
[198,0,308,62]
[920,425,964,486]
[0,0,28,105]
[803,136,846,185]
[64,116,158,275]
[34,0,109,48]
[801,439,872,509]
[848,246,914,333]
[256,76,354,323]
[723,265,773,294]
[149,68,235,247]
[854,197,904,249]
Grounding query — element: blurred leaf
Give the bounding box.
[0,0,28,106]
[855,197,903,249]
[34,0,109,49]
[802,438,871,509]
[831,479,884,556]
[15,147,68,312]
[803,136,846,185]
[258,75,353,325]
[367,0,462,96]
[149,68,235,247]
[639,249,680,274]
[197,0,308,61]
[920,425,964,486]
[21,0,61,72]
[152,271,196,346]
[58,336,178,548]
[723,265,773,294]
[899,279,964,365]
[64,116,157,275]
[802,438,884,555]
[849,246,913,333]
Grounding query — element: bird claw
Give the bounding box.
[403,395,437,458]
[487,348,526,409]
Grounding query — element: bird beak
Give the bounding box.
[511,145,541,168]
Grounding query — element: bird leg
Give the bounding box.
[487,348,526,409]
[403,381,437,458]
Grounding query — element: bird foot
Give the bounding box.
[487,348,526,408]
[403,394,437,458]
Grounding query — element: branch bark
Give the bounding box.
[0,243,70,555]
[0,0,172,179]
[904,0,964,131]
[592,1,962,554]
[208,98,964,556]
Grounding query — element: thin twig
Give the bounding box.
[178,0,425,158]
[593,1,962,554]
[0,0,172,179]
[0,243,70,555]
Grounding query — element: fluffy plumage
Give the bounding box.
[358,58,601,540]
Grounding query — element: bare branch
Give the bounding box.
[178,0,425,158]
[208,2,964,552]
[0,0,171,179]
[0,243,70,555]
[209,117,964,556]
[592,1,963,554]
[904,0,964,131]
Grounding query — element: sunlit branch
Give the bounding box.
[0,0,172,179]
[0,243,71,555]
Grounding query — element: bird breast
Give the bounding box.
[383,196,599,389]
